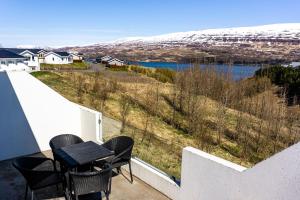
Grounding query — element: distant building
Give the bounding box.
[4,48,42,70]
[101,55,113,63]
[107,58,125,66]
[37,49,48,64]
[44,52,73,64]
[70,52,84,62]
[0,49,31,71]
[19,50,41,70]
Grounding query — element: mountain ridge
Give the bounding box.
[61,23,300,64]
[108,23,300,45]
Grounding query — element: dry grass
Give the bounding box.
[32,69,300,177]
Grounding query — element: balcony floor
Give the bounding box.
[0,151,169,200]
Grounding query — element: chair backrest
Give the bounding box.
[70,164,112,196]
[103,136,134,160]
[12,157,50,186]
[49,134,83,150]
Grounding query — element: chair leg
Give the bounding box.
[109,178,112,194]
[24,184,28,200]
[105,193,109,200]
[31,191,34,200]
[56,184,59,192]
[129,161,133,183]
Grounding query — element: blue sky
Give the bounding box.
[0,0,299,47]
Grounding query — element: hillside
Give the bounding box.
[32,68,300,178]
[61,23,300,63]
[112,23,300,44]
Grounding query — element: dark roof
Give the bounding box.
[54,52,70,57]
[0,49,25,59]
[2,48,43,55]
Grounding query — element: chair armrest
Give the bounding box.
[111,145,133,162]
[28,157,57,172]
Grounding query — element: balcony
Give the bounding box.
[0,150,169,200]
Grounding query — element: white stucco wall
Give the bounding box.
[180,145,300,200]
[78,104,102,143]
[0,71,101,161]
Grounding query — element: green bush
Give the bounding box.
[255,65,300,103]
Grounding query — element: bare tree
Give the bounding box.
[120,94,131,133]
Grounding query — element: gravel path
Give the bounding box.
[102,115,122,137]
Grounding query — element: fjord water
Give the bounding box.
[131,61,261,80]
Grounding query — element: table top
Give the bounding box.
[53,141,114,169]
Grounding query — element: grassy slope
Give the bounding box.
[32,70,286,177]
[40,62,89,70]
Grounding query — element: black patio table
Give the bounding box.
[53,141,114,169]
[53,141,114,199]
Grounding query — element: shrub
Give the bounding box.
[155,68,176,83]
[255,65,300,104]
[130,65,150,75]
[108,65,129,71]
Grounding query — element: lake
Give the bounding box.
[129,61,261,80]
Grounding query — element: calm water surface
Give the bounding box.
[130,61,261,80]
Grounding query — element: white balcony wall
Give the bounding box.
[78,104,102,143]
[0,71,101,161]
[180,145,300,200]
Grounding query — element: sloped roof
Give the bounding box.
[45,51,70,57]
[54,52,70,57]
[108,58,125,63]
[3,48,42,55]
[0,49,25,59]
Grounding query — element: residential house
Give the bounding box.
[4,48,42,70]
[19,49,41,70]
[107,58,125,66]
[70,52,84,62]
[44,51,73,64]
[100,55,113,63]
[0,49,30,71]
[37,49,48,63]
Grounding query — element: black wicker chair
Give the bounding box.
[69,164,112,200]
[95,136,134,183]
[49,134,84,171]
[13,156,63,200]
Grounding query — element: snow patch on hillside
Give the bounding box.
[111,23,300,44]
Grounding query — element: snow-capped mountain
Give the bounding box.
[62,23,300,64]
[111,23,300,45]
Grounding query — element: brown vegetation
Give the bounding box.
[32,66,300,177]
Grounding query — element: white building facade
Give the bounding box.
[44,52,73,64]
[19,50,40,70]
[0,49,31,72]
[107,58,125,66]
